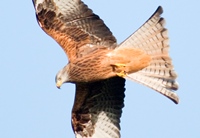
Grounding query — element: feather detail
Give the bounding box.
[119,6,179,104]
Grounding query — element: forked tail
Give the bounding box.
[119,6,179,104]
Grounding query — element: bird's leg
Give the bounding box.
[116,71,127,78]
[113,63,127,78]
[114,63,126,67]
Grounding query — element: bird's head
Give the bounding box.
[55,64,70,89]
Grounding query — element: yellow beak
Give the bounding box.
[56,80,62,89]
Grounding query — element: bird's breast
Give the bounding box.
[68,49,116,83]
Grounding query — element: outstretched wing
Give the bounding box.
[33,1,125,137]
[119,6,179,104]
[32,0,117,61]
[72,77,125,138]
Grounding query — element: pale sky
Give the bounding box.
[1,0,199,138]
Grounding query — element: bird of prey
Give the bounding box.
[32,0,179,138]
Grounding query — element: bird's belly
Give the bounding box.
[69,56,115,83]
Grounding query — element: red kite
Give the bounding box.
[33,0,179,137]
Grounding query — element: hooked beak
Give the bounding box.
[56,80,62,89]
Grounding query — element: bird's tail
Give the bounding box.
[119,6,179,104]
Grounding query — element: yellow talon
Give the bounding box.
[115,63,126,67]
[116,71,127,78]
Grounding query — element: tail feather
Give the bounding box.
[119,7,167,51]
[119,6,179,104]
[139,66,177,79]
[126,73,179,104]
[140,56,177,79]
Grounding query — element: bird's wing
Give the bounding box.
[118,6,179,104]
[33,1,126,137]
[32,0,117,61]
[72,77,125,138]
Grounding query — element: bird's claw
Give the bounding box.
[114,63,126,67]
[113,63,127,78]
[116,71,127,78]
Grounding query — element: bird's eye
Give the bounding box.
[57,78,61,81]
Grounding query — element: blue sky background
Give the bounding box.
[1,0,199,138]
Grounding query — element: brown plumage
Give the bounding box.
[71,77,125,138]
[63,47,151,82]
[32,0,179,138]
